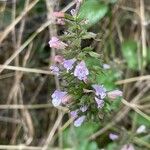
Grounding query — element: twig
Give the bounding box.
[42,112,63,150]
[122,99,150,122]
[0,104,68,111]
[0,65,53,75]
[133,137,150,149]
[116,75,150,85]
[140,0,147,67]
[0,145,42,150]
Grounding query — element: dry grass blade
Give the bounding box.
[0,145,43,150]
[116,75,150,84]
[0,104,68,111]
[42,112,63,150]
[0,65,53,75]
[122,99,150,121]
[0,0,39,44]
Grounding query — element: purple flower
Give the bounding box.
[70,110,78,119]
[74,61,89,80]
[103,64,110,69]
[109,133,119,140]
[48,37,68,49]
[70,9,76,16]
[74,115,86,127]
[63,58,76,72]
[51,90,67,107]
[53,12,65,18]
[107,90,122,100]
[50,65,60,76]
[136,125,146,134]
[121,144,135,150]
[80,105,88,112]
[95,97,104,108]
[92,84,106,99]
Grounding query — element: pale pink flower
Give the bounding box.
[107,90,123,100]
[54,55,64,64]
[49,37,68,50]
[121,144,135,150]
[53,12,65,18]
[109,133,119,140]
[61,95,72,105]
[56,18,65,25]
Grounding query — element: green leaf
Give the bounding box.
[96,70,119,90]
[86,57,101,68]
[78,0,108,28]
[82,32,97,39]
[121,40,138,70]
[106,143,118,150]
[147,47,150,64]
[88,52,100,58]
[134,114,150,128]
[108,0,118,3]
[63,122,99,148]
[77,141,98,150]
[111,98,122,110]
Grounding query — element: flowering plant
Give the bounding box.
[49,10,122,127]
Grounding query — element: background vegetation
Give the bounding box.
[0,0,149,149]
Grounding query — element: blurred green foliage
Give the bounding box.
[63,122,99,149]
[121,40,138,70]
[78,0,108,28]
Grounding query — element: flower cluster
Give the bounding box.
[49,11,123,127]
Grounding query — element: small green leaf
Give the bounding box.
[108,0,118,3]
[82,32,97,39]
[86,57,101,68]
[63,122,99,148]
[78,0,108,27]
[147,47,150,64]
[134,114,150,128]
[82,47,93,52]
[106,143,118,150]
[89,52,100,58]
[121,40,138,70]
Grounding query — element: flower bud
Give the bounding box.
[54,55,64,64]
[107,90,122,100]
[53,12,65,18]
[61,95,72,105]
[49,37,68,50]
